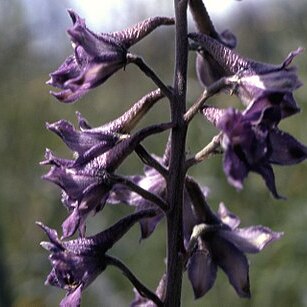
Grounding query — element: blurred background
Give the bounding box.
[1,0,307,306]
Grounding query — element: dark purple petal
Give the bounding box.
[61,207,82,239]
[67,10,125,59]
[40,149,74,167]
[187,249,217,298]
[219,226,283,254]
[223,147,248,190]
[210,235,251,298]
[268,129,307,165]
[138,209,163,240]
[47,55,80,89]
[46,119,119,156]
[254,164,284,199]
[61,186,110,238]
[36,222,64,252]
[185,176,220,225]
[42,165,99,200]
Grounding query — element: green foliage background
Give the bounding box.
[1,0,307,306]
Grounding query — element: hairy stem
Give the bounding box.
[164,0,188,306]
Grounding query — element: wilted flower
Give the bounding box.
[37,209,156,307]
[48,10,174,102]
[189,32,302,116]
[185,178,283,298]
[202,106,307,198]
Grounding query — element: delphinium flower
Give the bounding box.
[189,32,303,119]
[108,162,167,239]
[46,88,164,162]
[47,10,174,103]
[108,156,199,244]
[42,89,168,238]
[202,105,307,198]
[185,177,283,298]
[37,209,157,307]
[42,119,171,238]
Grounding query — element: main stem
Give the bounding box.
[164,1,188,306]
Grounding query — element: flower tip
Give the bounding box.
[40,241,51,250]
[40,148,55,165]
[296,46,304,55]
[276,231,284,239]
[45,121,52,130]
[50,90,76,103]
[36,221,54,237]
[46,78,52,86]
[67,8,78,23]
[35,221,44,229]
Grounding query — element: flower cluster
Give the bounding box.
[38,4,306,307]
[189,32,307,197]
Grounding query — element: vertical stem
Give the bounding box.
[164,0,188,306]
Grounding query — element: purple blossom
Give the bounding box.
[185,178,283,298]
[37,209,156,307]
[42,119,171,238]
[189,33,302,117]
[203,106,307,198]
[108,162,198,243]
[47,10,174,103]
[108,164,166,239]
[46,118,121,159]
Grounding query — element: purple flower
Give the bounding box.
[48,10,174,102]
[37,209,156,307]
[108,161,198,243]
[46,117,121,159]
[203,106,307,198]
[42,118,171,238]
[108,164,166,239]
[185,178,283,298]
[189,33,302,118]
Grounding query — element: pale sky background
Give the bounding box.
[71,0,240,30]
